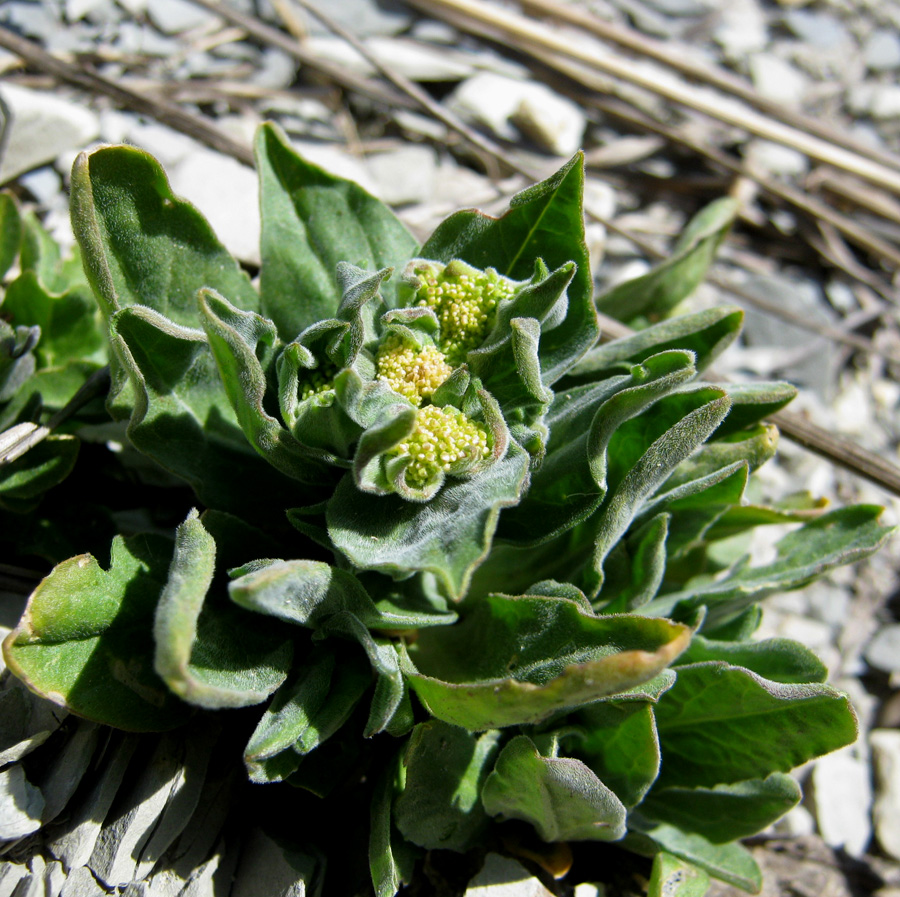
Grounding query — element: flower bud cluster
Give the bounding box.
[391,404,490,489]
[298,360,338,401]
[411,261,514,367]
[375,334,453,406]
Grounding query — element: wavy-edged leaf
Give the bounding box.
[2,534,190,731]
[499,350,698,547]
[199,288,332,481]
[153,509,293,709]
[674,634,827,684]
[370,750,419,897]
[567,307,743,384]
[256,122,417,338]
[327,441,530,600]
[654,662,857,788]
[597,512,669,614]
[646,505,896,628]
[421,154,598,385]
[628,820,761,892]
[596,199,737,323]
[108,304,318,517]
[482,734,627,842]
[229,558,455,630]
[713,381,796,439]
[70,144,257,324]
[394,721,500,852]
[589,388,732,594]
[642,774,800,843]
[401,593,691,731]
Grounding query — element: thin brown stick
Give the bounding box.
[0,24,255,165]
[406,0,900,198]
[518,0,900,179]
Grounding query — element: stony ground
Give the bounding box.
[2,0,900,894]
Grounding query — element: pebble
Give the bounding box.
[299,0,411,37]
[863,29,900,71]
[448,73,586,156]
[848,83,900,119]
[145,0,216,34]
[231,827,314,897]
[810,748,873,858]
[744,139,810,178]
[871,729,900,862]
[865,624,900,674]
[0,83,100,185]
[714,0,769,59]
[783,9,852,50]
[465,854,554,897]
[367,145,438,206]
[748,53,809,104]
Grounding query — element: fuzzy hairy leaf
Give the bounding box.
[596,198,737,323]
[327,441,530,600]
[394,721,500,852]
[642,774,801,843]
[482,735,627,842]
[70,144,258,324]
[0,191,22,280]
[2,534,190,731]
[647,853,710,897]
[154,510,293,709]
[256,122,417,338]
[654,662,857,788]
[402,593,691,731]
[647,505,896,628]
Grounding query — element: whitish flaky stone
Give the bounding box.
[871,729,900,861]
[811,748,873,857]
[0,764,44,840]
[0,84,99,184]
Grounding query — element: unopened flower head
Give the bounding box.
[390,404,490,489]
[298,360,338,401]
[409,260,515,367]
[375,333,453,406]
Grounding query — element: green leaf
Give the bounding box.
[712,381,796,439]
[244,644,370,783]
[421,154,599,385]
[627,820,761,892]
[70,145,258,325]
[199,288,331,482]
[229,558,455,630]
[370,751,418,897]
[647,852,710,897]
[402,593,691,731]
[482,734,627,842]
[153,509,293,709]
[596,198,737,322]
[589,388,732,594]
[327,441,530,601]
[654,662,857,788]
[255,122,417,339]
[1,534,191,731]
[3,273,105,370]
[108,304,317,518]
[0,191,23,280]
[642,774,801,843]
[646,506,896,628]
[574,701,660,807]
[567,307,743,384]
[596,512,669,614]
[0,435,79,512]
[393,721,501,852]
[674,634,827,684]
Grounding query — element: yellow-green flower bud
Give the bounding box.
[410,261,515,367]
[375,333,453,406]
[298,361,338,400]
[390,404,490,489]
